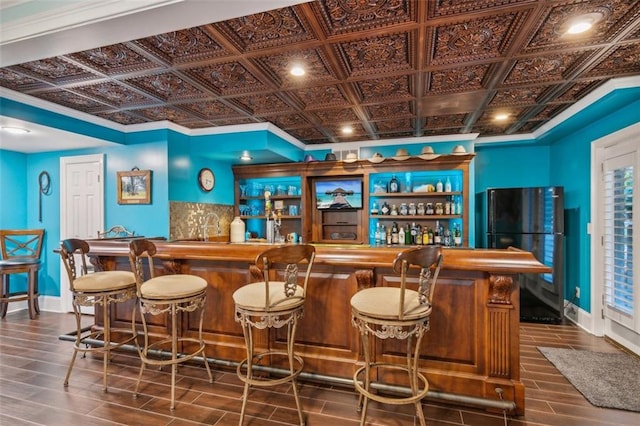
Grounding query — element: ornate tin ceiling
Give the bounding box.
[1,0,639,145]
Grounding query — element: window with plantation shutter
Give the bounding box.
[603,152,637,331]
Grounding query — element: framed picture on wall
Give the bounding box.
[117,169,152,204]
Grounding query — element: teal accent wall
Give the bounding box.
[0,149,27,228]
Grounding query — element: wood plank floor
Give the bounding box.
[1,310,639,425]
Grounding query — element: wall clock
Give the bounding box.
[198,168,215,192]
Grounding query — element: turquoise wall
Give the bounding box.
[0,149,27,227]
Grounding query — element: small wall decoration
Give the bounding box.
[117,168,151,204]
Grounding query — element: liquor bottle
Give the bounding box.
[389,175,400,193]
[381,202,390,215]
[443,228,451,247]
[391,222,399,244]
[433,221,440,245]
[404,172,412,193]
[371,201,379,215]
[444,177,452,192]
[386,227,392,245]
[398,226,405,246]
[405,224,412,245]
[454,224,462,246]
[423,227,430,245]
[374,222,381,245]
[410,222,417,244]
[379,224,387,245]
[436,179,443,192]
[415,224,423,245]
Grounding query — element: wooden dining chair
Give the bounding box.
[0,229,45,319]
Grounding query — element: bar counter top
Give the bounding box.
[87,239,550,416]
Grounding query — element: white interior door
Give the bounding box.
[59,154,104,313]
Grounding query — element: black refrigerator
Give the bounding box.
[487,186,564,323]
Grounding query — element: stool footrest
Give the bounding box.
[353,362,429,405]
[139,337,207,367]
[237,350,304,387]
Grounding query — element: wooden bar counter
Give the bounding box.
[86,240,550,416]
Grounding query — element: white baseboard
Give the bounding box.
[2,295,68,316]
[564,302,598,336]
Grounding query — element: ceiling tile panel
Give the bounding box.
[357,75,413,102]
[180,100,244,119]
[367,101,413,120]
[95,111,149,125]
[124,72,208,102]
[12,58,98,84]
[134,27,231,64]
[312,0,415,35]
[258,47,338,88]
[429,12,521,66]
[339,32,414,77]
[427,64,489,93]
[213,6,316,52]
[185,62,268,95]
[524,0,640,52]
[232,92,295,115]
[68,44,159,75]
[502,51,588,85]
[0,68,49,91]
[489,86,548,107]
[33,90,108,111]
[71,81,157,107]
[585,42,640,78]
[289,85,350,109]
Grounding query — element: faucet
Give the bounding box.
[203,213,220,240]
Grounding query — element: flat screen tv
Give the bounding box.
[315,178,363,210]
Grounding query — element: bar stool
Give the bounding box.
[350,245,442,426]
[58,238,137,391]
[233,244,315,425]
[128,238,213,410]
[0,229,45,319]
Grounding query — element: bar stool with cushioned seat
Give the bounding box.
[0,229,45,319]
[128,238,213,411]
[233,244,316,425]
[58,238,138,391]
[350,245,442,426]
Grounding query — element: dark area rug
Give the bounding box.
[538,347,640,412]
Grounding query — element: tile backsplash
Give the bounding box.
[169,201,234,241]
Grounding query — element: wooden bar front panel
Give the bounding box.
[89,241,549,415]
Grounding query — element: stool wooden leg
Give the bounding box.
[0,275,8,318]
[27,268,38,320]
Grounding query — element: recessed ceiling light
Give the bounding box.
[240,151,252,161]
[565,12,604,35]
[1,126,30,134]
[290,64,305,76]
[494,113,509,121]
[341,125,353,135]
